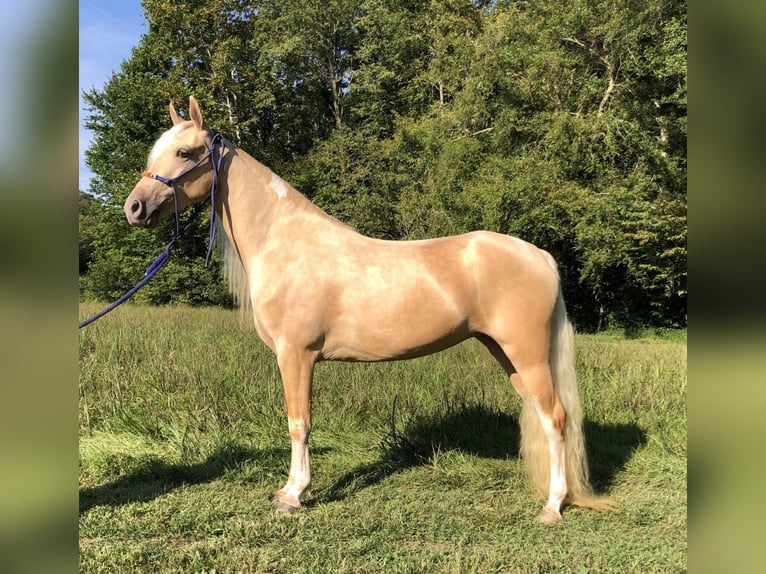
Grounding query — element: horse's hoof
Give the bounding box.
[537,507,562,524]
[274,500,300,515]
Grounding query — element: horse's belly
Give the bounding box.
[321,280,472,361]
[321,324,471,362]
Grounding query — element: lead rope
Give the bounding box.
[206,133,225,265]
[79,130,225,329]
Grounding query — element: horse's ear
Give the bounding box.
[169,101,183,125]
[189,96,205,129]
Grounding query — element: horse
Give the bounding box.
[124,96,613,523]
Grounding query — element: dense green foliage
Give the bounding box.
[79,304,687,572]
[80,0,686,330]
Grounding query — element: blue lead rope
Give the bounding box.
[78,250,171,329]
[79,130,225,329]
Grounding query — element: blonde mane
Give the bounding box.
[220,226,252,324]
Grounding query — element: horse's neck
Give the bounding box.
[216,145,342,260]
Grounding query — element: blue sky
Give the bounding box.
[79,1,147,191]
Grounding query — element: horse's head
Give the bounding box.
[124,96,217,228]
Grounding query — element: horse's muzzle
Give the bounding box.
[124,197,160,228]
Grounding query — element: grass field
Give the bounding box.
[79,303,686,573]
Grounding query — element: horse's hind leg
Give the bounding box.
[514,361,568,523]
[272,346,317,514]
[478,333,565,520]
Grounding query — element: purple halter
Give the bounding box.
[78,129,226,329]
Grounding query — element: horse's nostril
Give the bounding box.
[130,200,144,217]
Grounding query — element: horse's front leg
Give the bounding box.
[272,347,316,514]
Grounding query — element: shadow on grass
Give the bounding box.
[80,410,645,512]
[315,404,645,505]
[79,445,331,514]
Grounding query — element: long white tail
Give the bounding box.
[520,289,615,511]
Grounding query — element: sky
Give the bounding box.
[79,1,147,191]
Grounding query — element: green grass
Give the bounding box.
[79,303,687,573]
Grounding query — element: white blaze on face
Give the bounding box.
[147,124,186,168]
[270,171,289,199]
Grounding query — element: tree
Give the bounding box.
[261,0,361,131]
[348,0,431,136]
[79,191,99,276]
[80,0,686,329]
[81,8,238,306]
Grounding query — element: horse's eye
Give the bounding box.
[177,149,189,159]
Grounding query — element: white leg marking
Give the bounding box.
[533,400,567,516]
[280,417,310,508]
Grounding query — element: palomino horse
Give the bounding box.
[124,97,612,522]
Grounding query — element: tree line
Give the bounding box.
[80,0,686,331]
